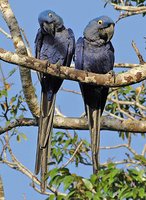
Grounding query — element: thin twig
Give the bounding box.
[114,63,140,68]
[62,140,83,168]
[142,144,146,156]
[60,87,81,95]
[108,97,146,111]
[0,27,11,39]
[104,111,124,121]
[100,144,127,150]
[2,134,66,196]
[101,159,140,167]
[30,182,52,196]
[20,28,32,56]
[132,41,145,64]
[115,91,135,120]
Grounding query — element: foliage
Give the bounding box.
[0,63,146,199]
[45,163,146,200]
[0,67,28,141]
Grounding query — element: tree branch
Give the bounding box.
[0,176,5,200]
[111,3,146,21]
[0,0,39,118]
[114,63,140,68]
[0,48,146,87]
[0,27,11,39]
[112,4,146,12]
[2,133,66,196]
[1,116,146,134]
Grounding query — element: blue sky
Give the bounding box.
[0,0,146,199]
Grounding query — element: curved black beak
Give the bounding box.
[99,23,115,42]
[43,22,55,36]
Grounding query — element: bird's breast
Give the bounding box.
[83,41,112,74]
[40,32,69,64]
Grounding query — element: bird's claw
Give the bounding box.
[107,70,116,83]
[55,61,62,75]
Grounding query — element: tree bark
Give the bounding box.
[0,116,146,134]
[0,48,146,87]
[0,0,39,118]
[0,176,4,200]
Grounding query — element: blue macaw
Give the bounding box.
[75,16,115,173]
[35,10,75,191]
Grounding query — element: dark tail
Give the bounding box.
[35,91,55,192]
[87,106,101,174]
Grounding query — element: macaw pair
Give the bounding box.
[35,10,115,191]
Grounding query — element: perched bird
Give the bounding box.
[75,16,115,174]
[35,10,75,191]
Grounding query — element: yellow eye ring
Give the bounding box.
[48,13,52,17]
[98,20,103,25]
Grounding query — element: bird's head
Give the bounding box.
[84,16,115,45]
[38,10,64,36]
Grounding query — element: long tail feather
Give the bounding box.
[35,91,55,192]
[87,106,101,174]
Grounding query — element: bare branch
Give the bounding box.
[0,27,11,39]
[100,144,127,150]
[2,133,66,196]
[111,3,146,21]
[0,118,37,134]
[0,176,5,200]
[1,115,146,134]
[132,41,145,64]
[101,159,140,167]
[60,87,81,95]
[142,144,146,156]
[20,28,32,57]
[112,4,146,12]
[62,140,83,168]
[0,48,146,87]
[114,63,140,68]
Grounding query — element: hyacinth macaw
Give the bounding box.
[75,16,115,173]
[35,10,75,191]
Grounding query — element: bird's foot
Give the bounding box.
[45,60,50,72]
[107,70,116,83]
[55,61,62,75]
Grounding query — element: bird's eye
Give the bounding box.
[98,20,103,25]
[48,13,52,17]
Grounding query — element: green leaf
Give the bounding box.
[134,155,146,165]
[90,174,97,184]
[139,187,146,198]
[19,133,27,141]
[8,68,17,78]
[47,168,58,179]
[59,168,70,175]
[10,96,17,104]
[57,195,66,200]
[63,175,74,191]
[82,178,93,191]
[85,191,93,199]
[46,194,55,200]
[16,134,21,142]
[0,89,8,97]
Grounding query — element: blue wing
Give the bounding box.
[75,37,84,70]
[35,28,43,59]
[65,28,75,66]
